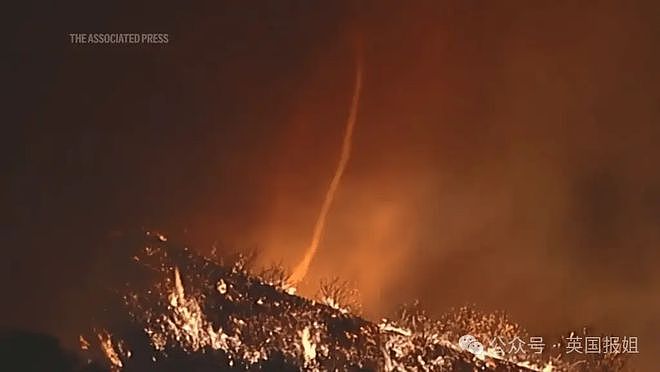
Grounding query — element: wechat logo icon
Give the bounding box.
[459,334,484,355]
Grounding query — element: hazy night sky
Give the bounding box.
[4,1,659,368]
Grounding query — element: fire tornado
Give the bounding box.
[288,55,364,285]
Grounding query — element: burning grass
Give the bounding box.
[78,233,627,371]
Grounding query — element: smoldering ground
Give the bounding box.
[4,1,659,370]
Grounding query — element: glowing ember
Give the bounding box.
[300,327,317,365]
[149,267,229,352]
[97,330,123,370]
[79,335,90,351]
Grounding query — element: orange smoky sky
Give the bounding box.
[186,4,660,367]
[4,1,660,370]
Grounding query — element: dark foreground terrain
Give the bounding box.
[1,233,624,371]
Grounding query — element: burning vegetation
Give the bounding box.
[71,232,628,371]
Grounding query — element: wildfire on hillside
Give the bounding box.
[77,233,626,371]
